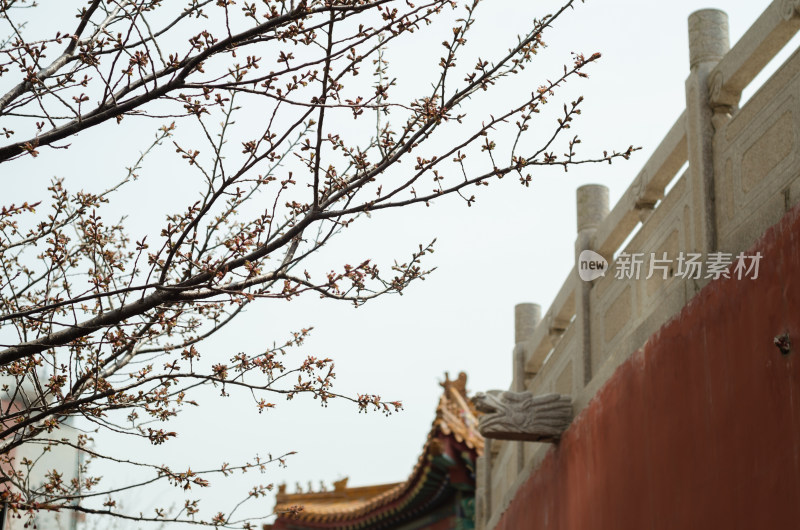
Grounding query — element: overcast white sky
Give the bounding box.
[5,0,799,527]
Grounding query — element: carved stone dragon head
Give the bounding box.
[471,390,573,442]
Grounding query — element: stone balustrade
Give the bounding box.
[475,2,800,528]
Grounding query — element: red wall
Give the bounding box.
[496,203,800,530]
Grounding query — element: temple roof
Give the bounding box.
[268,372,483,529]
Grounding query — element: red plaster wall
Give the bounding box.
[495,203,800,530]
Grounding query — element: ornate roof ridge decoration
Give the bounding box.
[270,371,483,529]
[435,371,484,452]
[275,481,402,503]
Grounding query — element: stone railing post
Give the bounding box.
[513,303,540,472]
[686,9,730,255]
[474,438,489,530]
[513,303,540,392]
[475,438,497,530]
[575,185,609,385]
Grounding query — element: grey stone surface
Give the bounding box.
[473,391,572,442]
[689,9,730,68]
